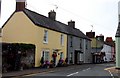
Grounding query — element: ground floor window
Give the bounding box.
[42,50,50,62]
[70,52,73,63]
[80,53,83,61]
[60,52,64,59]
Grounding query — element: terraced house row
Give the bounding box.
[1,1,92,69]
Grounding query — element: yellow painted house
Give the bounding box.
[91,38,103,48]
[2,2,67,67]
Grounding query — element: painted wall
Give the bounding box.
[111,46,115,61]
[67,35,92,64]
[91,38,104,53]
[91,38,103,48]
[67,36,84,64]
[2,12,67,67]
[83,39,92,63]
[116,37,120,68]
[101,44,112,62]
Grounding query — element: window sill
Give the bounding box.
[43,42,48,44]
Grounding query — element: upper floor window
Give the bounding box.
[80,39,82,49]
[70,36,73,47]
[86,40,88,49]
[43,30,48,43]
[60,34,64,46]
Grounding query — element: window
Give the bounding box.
[80,39,82,49]
[60,52,64,59]
[70,52,72,60]
[70,36,73,47]
[86,40,88,49]
[43,30,48,43]
[70,52,73,63]
[43,51,50,61]
[60,34,64,46]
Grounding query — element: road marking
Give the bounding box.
[104,67,115,70]
[108,70,114,78]
[82,68,91,71]
[86,68,91,70]
[67,72,79,76]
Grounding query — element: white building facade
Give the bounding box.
[101,44,112,62]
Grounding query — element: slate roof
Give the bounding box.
[116,22,120,37]
[23,9,90,40]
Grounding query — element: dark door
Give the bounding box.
[74,51,77,64]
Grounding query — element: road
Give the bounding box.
[21,63,119,78]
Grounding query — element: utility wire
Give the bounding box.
[28,2,114,32]
[50,4,114,31]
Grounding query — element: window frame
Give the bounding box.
[80,39,82,49]
[60,34,64,46]
[43,30,48,44]
[42,50,50,62]
[70,36,73,47]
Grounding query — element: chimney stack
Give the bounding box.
[86,31,95,38]
[106,37,113,42]
[16,0,26,12]
[68,20,75,28]
[48,10,56,20]
[96,34,104,42]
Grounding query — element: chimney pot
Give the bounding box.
[48,10,56,20]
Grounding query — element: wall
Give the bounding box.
[116,37,120,68]
[83,39,92,63]
[67,35,83,64]
[2,12,67,67]
[101,44,112,62]
[91,38,104,53]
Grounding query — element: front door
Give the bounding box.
[52,52,57,66]
[74,51,77,64]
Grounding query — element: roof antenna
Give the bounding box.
[53,4,58,11]
[91,25,93,32]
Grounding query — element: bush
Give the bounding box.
[2,43,35,72]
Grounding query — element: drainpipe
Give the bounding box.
[96,38,97,63]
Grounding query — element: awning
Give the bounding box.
[53,48,61,52]
[75,50,83,53]
[92,52,105,56]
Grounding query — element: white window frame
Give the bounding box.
[86,40,88,50]
[80,39,82,49]
[42,50,50,62]
[43,30,48,44]
[60,52,64,59]
[60,34,64,46]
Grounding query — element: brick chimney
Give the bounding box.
[86,31,95,38]
[106,37,113,42]
[16,0,26,12]
[68,20,75,28]
[96,34,104,42]
[48,10,56,20]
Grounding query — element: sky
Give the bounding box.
[0,0,120,40]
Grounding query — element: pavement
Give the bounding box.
[2,63,120,78]
[2,65,70,78]
[105,66,120,77]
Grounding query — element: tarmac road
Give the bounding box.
[22,63,119,78]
